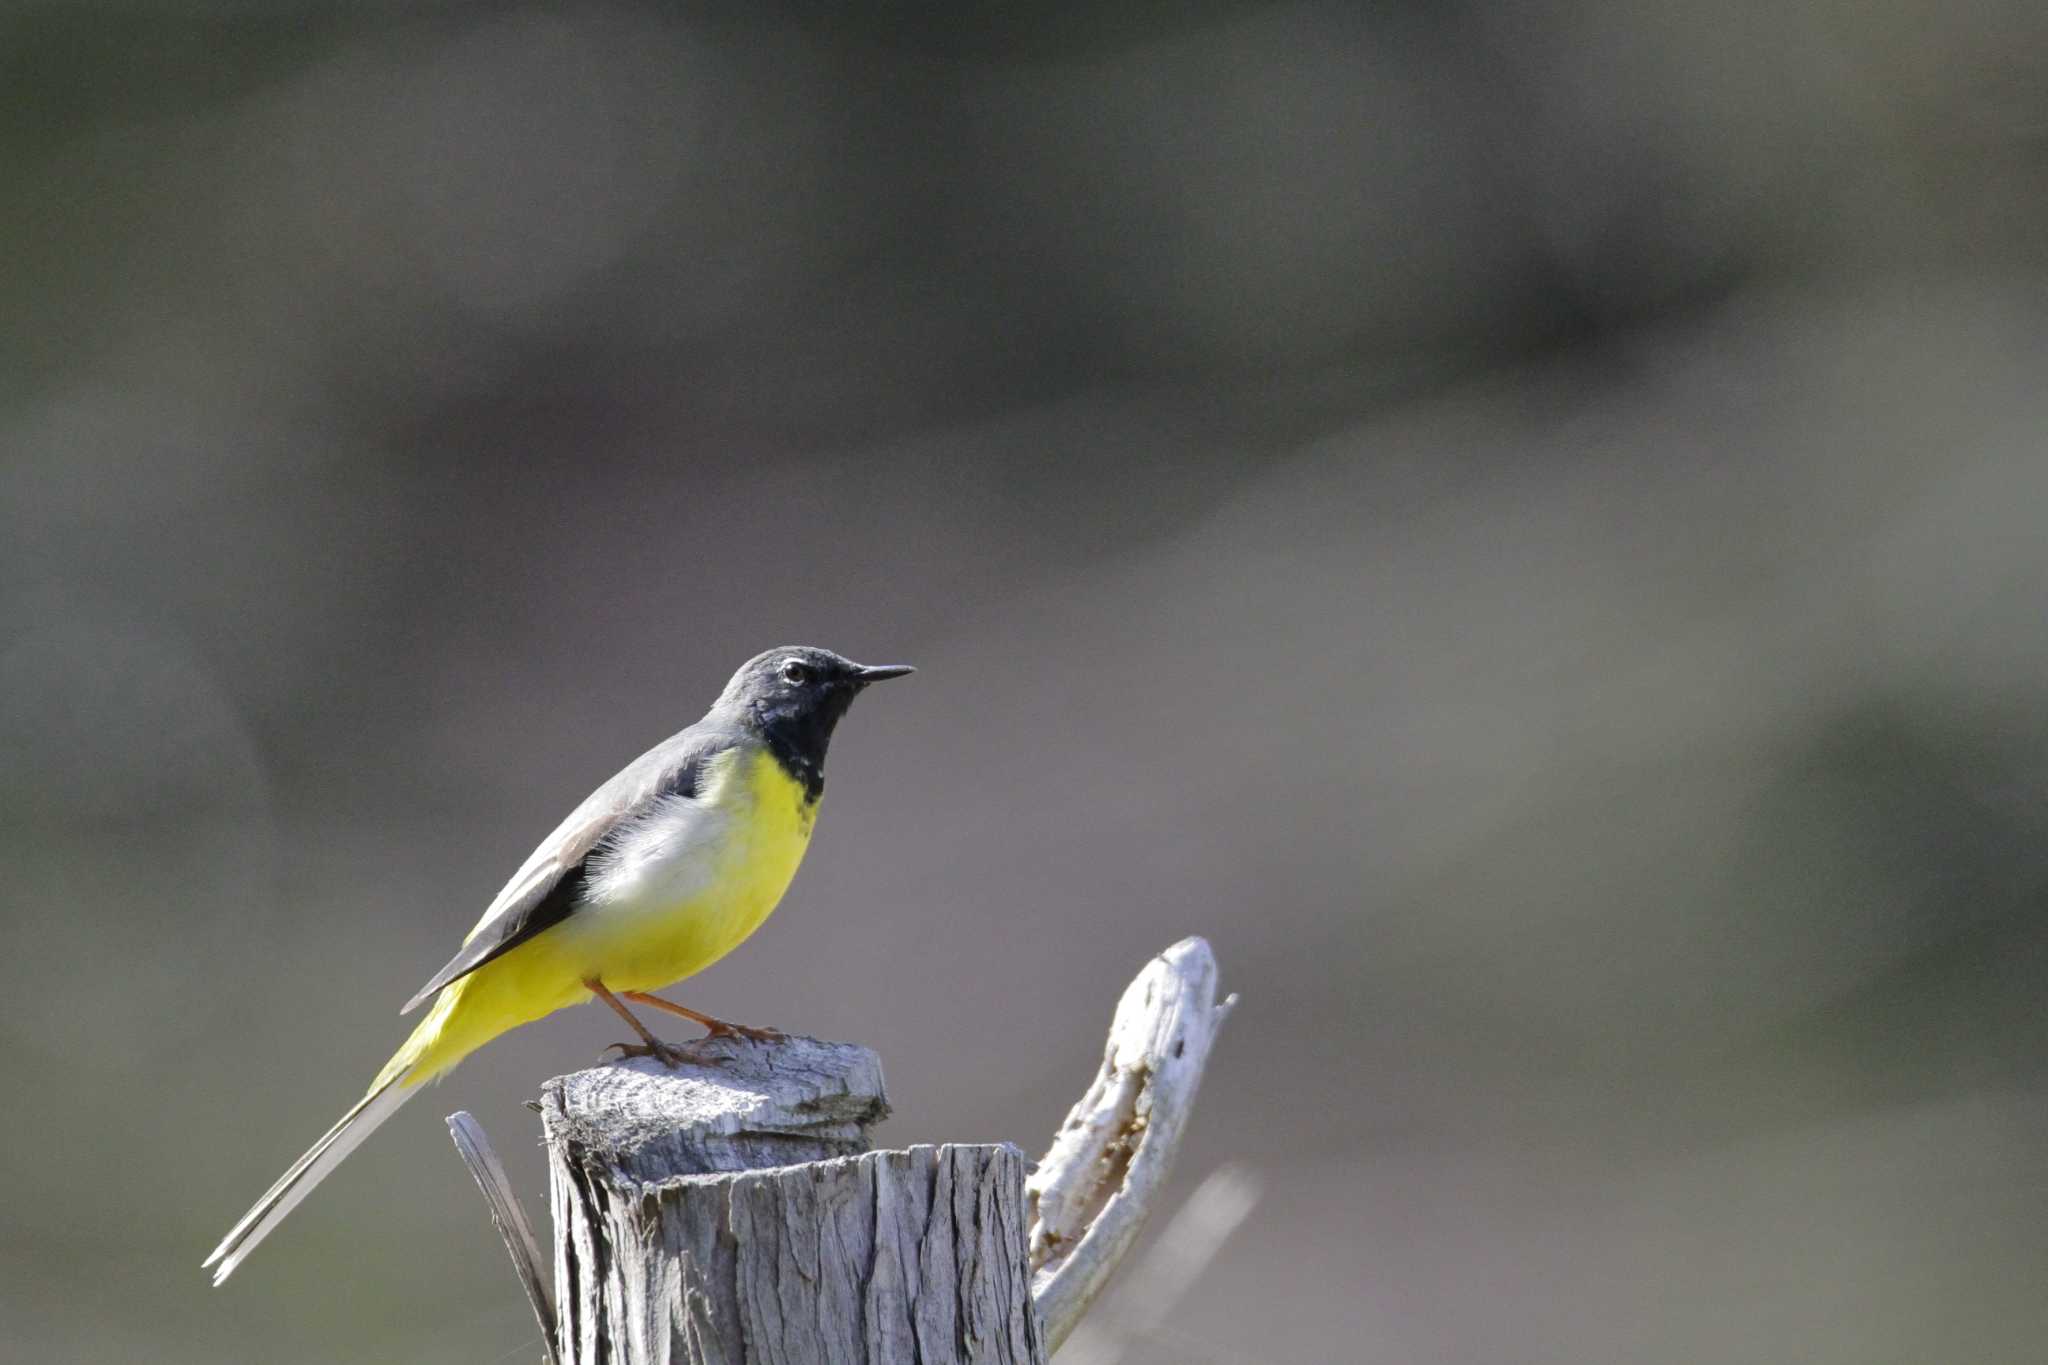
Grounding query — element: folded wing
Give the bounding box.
[400,726,737,1014]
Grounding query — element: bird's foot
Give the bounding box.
[701,1018,785,1044]
[604,1038,698,1069]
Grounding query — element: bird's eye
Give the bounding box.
[782,661,809,684]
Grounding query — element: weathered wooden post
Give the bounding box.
[544,1036,1040,1365]
[450,937,1234,1364]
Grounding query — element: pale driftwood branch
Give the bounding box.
[1025,936,1237,1355]
[447,1110,560,1365]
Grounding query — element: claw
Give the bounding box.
[704,1020,785,1043]
[604,1038,695,1069]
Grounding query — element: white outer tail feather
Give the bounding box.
[203,1075,418,1285]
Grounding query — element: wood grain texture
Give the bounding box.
[542,1035,1043,1364]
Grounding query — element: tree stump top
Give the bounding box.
[540,1035,890,1185]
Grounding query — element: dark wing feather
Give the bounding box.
[398,725,738,1014]
[396,820,602,1015]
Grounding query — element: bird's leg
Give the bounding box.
[623,990,785,1043]
[586,978,695,1068]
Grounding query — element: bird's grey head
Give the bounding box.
[716,646,914,795]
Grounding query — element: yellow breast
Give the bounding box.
[693,745,819,959]
[596,745,817,991]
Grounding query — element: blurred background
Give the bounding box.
[5,0,2047,1361]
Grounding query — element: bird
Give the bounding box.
[205,645,914,1285]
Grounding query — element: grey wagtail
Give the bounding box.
[206,646,913,1284]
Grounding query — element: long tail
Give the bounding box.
[205,985,476,1285]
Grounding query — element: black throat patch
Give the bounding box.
[752,696,846,804]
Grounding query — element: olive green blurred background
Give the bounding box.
[6,1,2048,1361]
